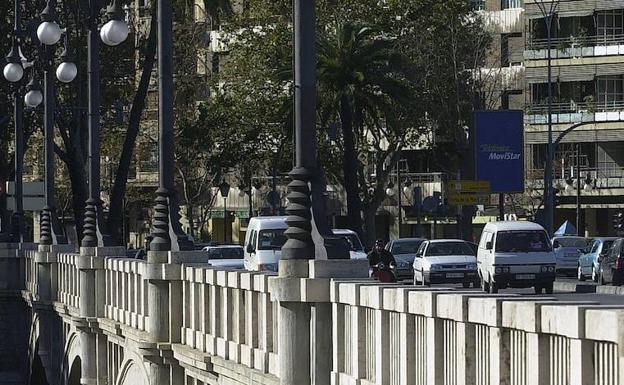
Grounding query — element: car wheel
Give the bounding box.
[577,265,586,281]
[544,282,554,294]
[462,281,470,289]
[481,275,490,293]
[421,270,428,286]
[534,285,543,294]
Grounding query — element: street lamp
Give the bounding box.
[3,39,24,83]
[219,180,231,243]
[101,0,129,46]
[55,36,77,83]
[82,0,129,248]
[24,77,43,108]
[385,181,396,197]
[37,1,62,46]
[535,0,561,236]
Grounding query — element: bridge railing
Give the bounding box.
[330,282,624,385]
[24,249,38,296]
[56,253,80,310]
[180,265,279,376]
[105,257,149,332]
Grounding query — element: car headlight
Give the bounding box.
[495,267,502,274]
[549,266,555,272]
[430,264,442,271]
[502,267,510,273]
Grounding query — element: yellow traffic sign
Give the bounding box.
[447,194,490,205]
[447,180,491,193]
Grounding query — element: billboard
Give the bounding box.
[474,110,524,193]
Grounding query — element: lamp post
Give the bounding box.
[149,0,192,252]
[535,0,561,236]
[565,144,593,236]
[82,0,129,248]
[219,180,230,243]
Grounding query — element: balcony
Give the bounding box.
[526,34,624,60]
[526,100,624,124]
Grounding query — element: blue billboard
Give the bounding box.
[474,110,524,193]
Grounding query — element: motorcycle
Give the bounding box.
[370,262,398,283]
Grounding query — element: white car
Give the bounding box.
[412,239,478,287]
[551,236,589,275]
[332,229,367,259]
[202,245,245,269]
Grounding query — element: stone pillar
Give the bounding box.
[79,246,124,385]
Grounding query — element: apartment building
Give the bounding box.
[524,0,624,236]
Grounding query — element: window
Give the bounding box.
[597,10,624,42]
[597,76,624,108]
[257,229,287,250]
[470,0,485,11]
[495,231,551,253]
[392,240,425,255]
[501,0,523,10]
[426,242,474,256]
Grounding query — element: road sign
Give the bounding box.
[447,194,490,206]
[447,180,491,193]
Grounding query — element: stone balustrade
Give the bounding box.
[5,243,624,385]
[56,253,80,310]
[104,257,149,332]
[179,265,280,376]
[330,281,624,385]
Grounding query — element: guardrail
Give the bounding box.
[330,281,623,385]
[104,257,149,332]
[180,265,280,376]
[56,253,80,309]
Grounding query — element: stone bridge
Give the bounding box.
[0,242,623,385]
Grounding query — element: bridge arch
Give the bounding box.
[61,331,81,385]
[116,352,149,385]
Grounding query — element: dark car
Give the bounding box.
[598,238,624,285]
[385,238,427,280]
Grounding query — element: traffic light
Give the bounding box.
[613,211,624,232]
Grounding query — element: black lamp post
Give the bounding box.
[3,0,26,243]
[82,0,129,248]
[219,180,231,243]
[535,0,561,236]
[281,0,317,261]
[149,0,192,252]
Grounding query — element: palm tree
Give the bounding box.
[317,22,410,243]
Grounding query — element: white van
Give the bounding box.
[477,221,556,294]
[243,216,289,272]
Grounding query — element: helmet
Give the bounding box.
[375,239,385,248]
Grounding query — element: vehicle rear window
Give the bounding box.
[258,229,287,250]
[495,231,551,253]
[339,234,364,251]
[208,248,243,259]
[556,238,588,248]
[391,240,424,255]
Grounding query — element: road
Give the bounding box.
[398,276,624,305]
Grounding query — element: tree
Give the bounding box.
[317,22,415,243]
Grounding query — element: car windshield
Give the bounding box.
[391,240,424,255]
[496,231,551,253]
[556,237,588,248]
[208,248,243,259]
[338,234,364,251]
[257,229,287,250]
[426,241,474,256]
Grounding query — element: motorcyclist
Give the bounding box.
[367,239,396,268]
